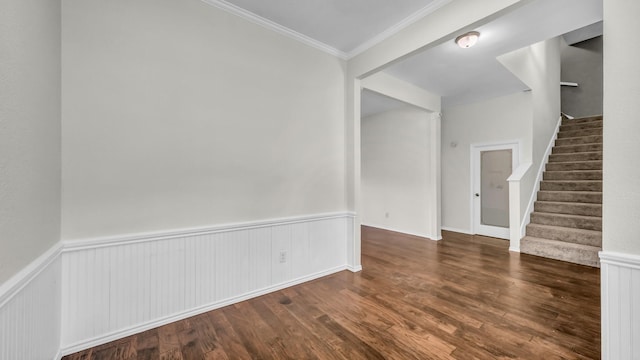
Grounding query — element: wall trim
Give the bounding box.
[362,223,439,241]
[200,0,348,59]
[600,251,640,269]
[1,212,354,359]
[346,0,452,58]
[0,242,62,308]
[520,116,562,237]
[60,265,348,356]
[63,212,356,252]
[441,226,472,235]
[200,0,452,60]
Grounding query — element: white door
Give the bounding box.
[472,143,518,239]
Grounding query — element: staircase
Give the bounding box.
[521,115,602,267]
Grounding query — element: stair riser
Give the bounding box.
[530,213,602,231]
[561,116,603,126]
[557,128,602,138]
[540,181,602,192]
[546,161,602,171]
[537,191,602,204]
[555,135,602,146]
[560,121,603,132]
[552,144,602,154]
[543,171,602,181]
[521,240,600,267]
[549,152,602,162]
[526,224,601,247]
[534,202,602,217]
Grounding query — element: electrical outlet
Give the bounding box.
[279,250,287,263]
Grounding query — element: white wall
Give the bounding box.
[442,91,532,233]
[0,0,62,285]
[561,36,603,118]
[61,0,347,241]
[499,37,561,165]
[602,1,640,257]
[361,106,434,238]
[601,0,640,358]
[0,1,62,358]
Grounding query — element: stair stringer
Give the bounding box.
[518,116,563,239]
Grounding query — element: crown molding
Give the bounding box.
[201,0,452,61]
[200,0,348,59]
[346,0,453,58]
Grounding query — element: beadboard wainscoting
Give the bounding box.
[600,251,640,360]
[60,212,354,355]
[0,247,62,360]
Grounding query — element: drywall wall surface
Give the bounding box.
[498,37,561,164]
[362,72,441,113]
[561,36,603,118]
[441,91,532,233]
[61,0,346,240]
[602,0,640,255]
[361,106,433,237]
[0,0,61,284]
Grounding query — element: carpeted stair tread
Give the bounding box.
[543,170,602,181]
[520,236,600,267]
[546,160,602,171]
[561,115,603,125]
[555,135,602,146]
[537,190,602,204]
[525,223,601,247]
[556,128,602,138]
[549,151,602,162]
[534,201,602,217]
[551,143,602,154]
[530,212,601,231]
[559,120,603,132]
[521,115,603,267]
[540,180,602,192]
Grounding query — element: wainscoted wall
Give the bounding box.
[60,213,354,355]
[600,252,640,359]
[0,248,61,360]
[0,213,353,359]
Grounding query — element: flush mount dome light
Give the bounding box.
[455,31,480,48]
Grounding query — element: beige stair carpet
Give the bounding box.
[521,115,603,267]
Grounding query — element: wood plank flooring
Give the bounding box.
[64,227,601,359]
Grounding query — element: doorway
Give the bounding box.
[471,142,519,239]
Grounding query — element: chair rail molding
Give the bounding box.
[1,212,355,359]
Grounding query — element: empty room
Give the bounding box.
[1,0,639,359]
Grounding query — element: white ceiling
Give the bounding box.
[203,0,603,114]
[384,0,603,107]
[210,0,450,57]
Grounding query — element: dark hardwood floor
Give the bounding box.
[64,227,601,359]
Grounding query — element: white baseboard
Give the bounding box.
[440,226,472,235]
[362,223,438,241]
[600,251,640,359]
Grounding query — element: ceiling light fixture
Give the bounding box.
[455,31,480,48]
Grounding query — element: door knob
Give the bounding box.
[475,193,480,197]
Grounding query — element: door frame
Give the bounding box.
[470,140,520,239]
